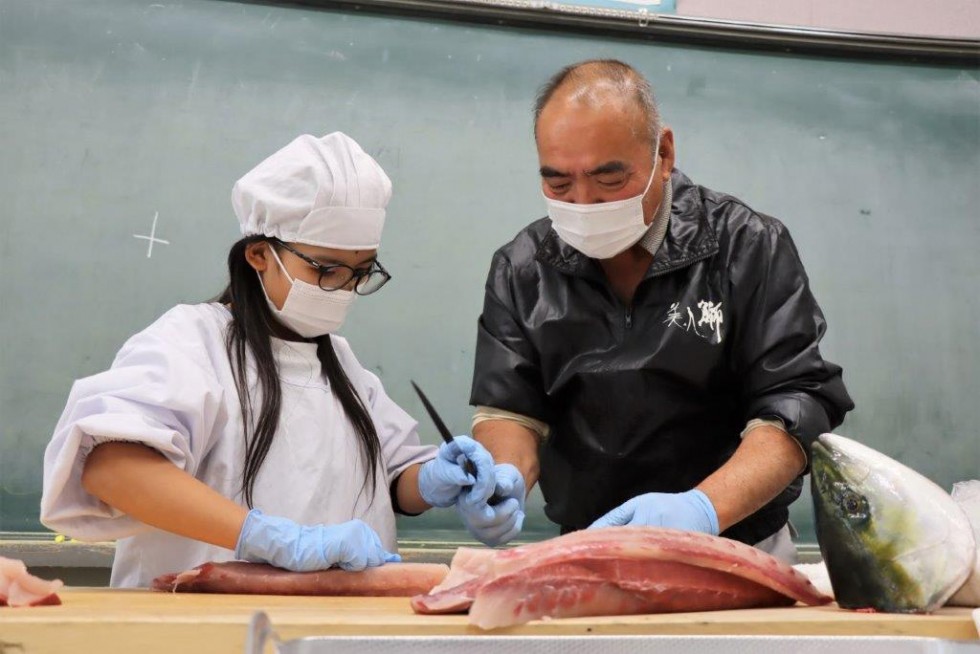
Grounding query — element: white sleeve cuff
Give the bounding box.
[472,405,550,440]
[741,417,808,472]
[740,417,787,439]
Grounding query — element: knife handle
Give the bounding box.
[461,459,505,506]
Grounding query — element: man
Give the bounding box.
[466,59,854,562]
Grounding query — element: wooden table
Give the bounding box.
[0,588,976,654]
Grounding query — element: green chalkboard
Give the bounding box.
[1,0,978,545]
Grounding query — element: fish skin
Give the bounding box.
[949,481,980,607]
[811,433,975,613]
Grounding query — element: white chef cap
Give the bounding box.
[232,132,391,250]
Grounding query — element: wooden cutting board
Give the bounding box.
[0,588,976,654]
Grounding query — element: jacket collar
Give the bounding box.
[535,168,720,281]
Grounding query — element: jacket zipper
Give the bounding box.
[625,306,633,329]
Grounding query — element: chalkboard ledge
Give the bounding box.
[0,538,823,568]
[0,540,460,568]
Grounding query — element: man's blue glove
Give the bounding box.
[457,463,526,547]
[417,435,495,508]
[235,510,401,572]
[588,489,720,535]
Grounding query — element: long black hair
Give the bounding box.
[215,236,382,508]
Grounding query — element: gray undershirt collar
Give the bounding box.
[637,178,672,256]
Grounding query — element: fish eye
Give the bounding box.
[840,490,869,522]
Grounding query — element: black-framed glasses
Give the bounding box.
[274,239,391,295]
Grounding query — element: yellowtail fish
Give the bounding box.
[811,433,976,613]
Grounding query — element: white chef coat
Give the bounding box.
[41,303,437,588]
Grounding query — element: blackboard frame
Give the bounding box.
[269,0,980,64]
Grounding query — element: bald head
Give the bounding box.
[533,60,662,154]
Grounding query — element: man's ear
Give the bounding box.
[658,127,676,182]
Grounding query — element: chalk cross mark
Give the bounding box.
[133,211,170,258]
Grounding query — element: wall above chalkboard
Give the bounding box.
[279,0,980,62]
[1,0,978,545]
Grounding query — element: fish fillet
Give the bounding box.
[412,526,830,628]
[427,547,496,594]
[152,561,448,597]
[0,556,63,607]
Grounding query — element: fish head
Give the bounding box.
[811,433,975,613]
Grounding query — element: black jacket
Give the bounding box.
[470,169,854,544]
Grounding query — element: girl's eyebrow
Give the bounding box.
[311,255,378,268]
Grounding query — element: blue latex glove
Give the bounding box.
[588,489,720,535]
[457,463,526,547]
[417,435,495,508]
[235,510,401,572]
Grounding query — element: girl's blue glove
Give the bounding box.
[235,510,400,571]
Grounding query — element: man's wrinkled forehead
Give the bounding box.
[540,161,630,179]
[536,110,650,176]
[536,112,650,177]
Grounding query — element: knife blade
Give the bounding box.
[411,380,503,506]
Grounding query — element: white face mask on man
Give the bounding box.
[545,156,661,260]
[259,247,355,338]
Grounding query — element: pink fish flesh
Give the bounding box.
[411,526,831,629]
[0,556,63,607]
[152,561,448,597]
[427,547,496,594]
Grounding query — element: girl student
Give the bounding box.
[41,132,523,587]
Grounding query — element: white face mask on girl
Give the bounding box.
[545,158,660,260]
[259,247,356,338]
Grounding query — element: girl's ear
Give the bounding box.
[245,241,269,272]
